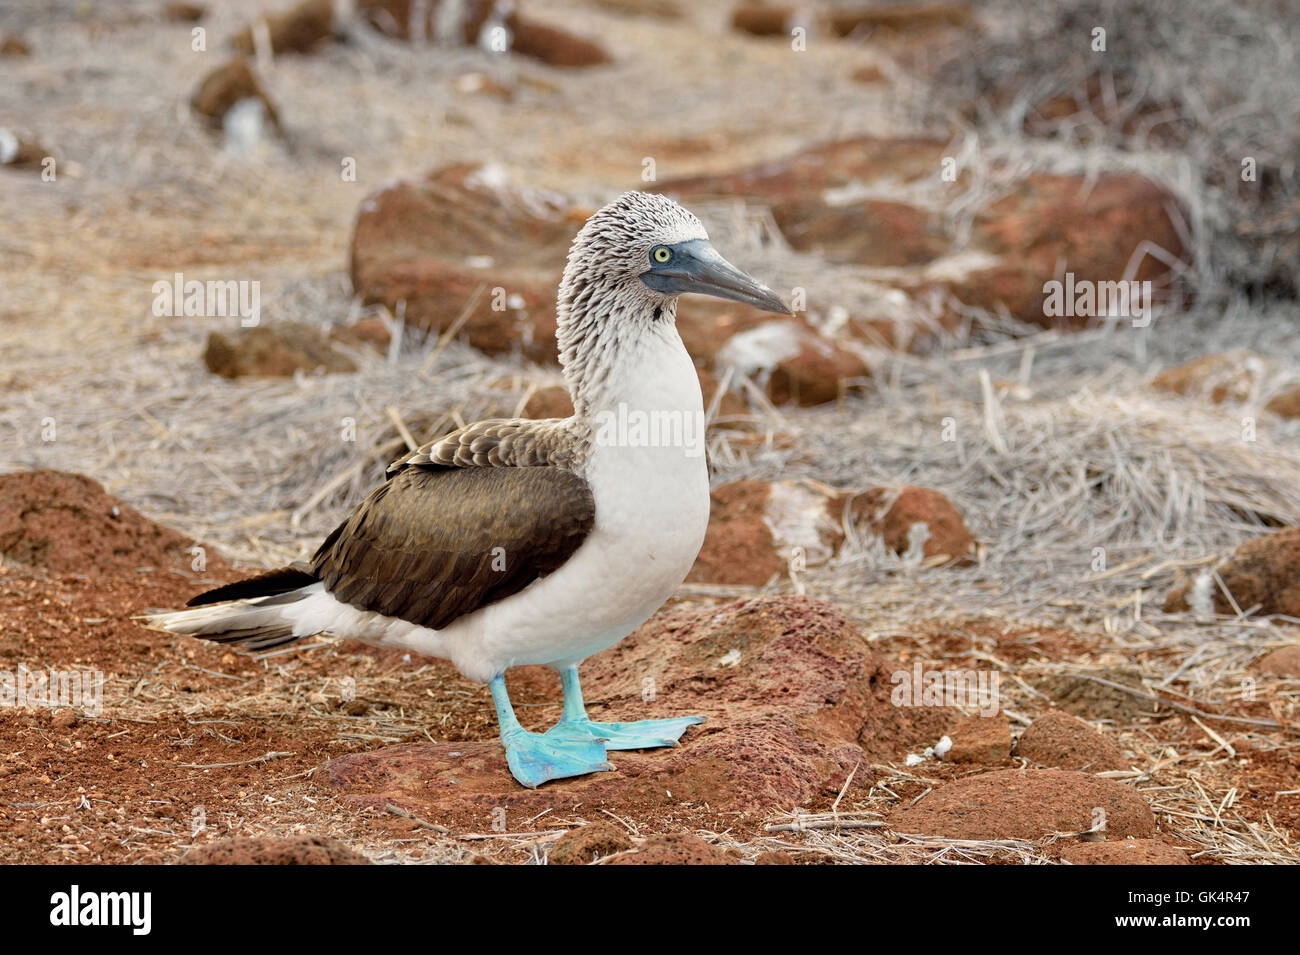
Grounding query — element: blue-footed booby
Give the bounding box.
[145,192,790,788]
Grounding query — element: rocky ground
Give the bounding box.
[1,0,1298,864]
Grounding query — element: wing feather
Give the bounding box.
[311,464,595,631]
[387,417,579,475]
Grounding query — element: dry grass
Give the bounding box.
[926,0,1300,300]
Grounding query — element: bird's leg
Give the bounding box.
[488,674,613,789]
[559,665,590,722]
[544,666,704,751]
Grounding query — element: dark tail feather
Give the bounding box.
[186,567,318,607]
[200,625,299,650]
[140,567,322,653]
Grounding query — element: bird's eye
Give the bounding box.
[651,246,672,264]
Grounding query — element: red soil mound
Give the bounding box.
[0,470,207,577]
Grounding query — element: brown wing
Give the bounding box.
[311,464,595,631]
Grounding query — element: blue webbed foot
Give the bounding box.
[548,667,704,751]
[502,727,614,789]
[490,673,614,789]
[545,715,704,751]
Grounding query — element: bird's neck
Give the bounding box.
[557,292,695,419]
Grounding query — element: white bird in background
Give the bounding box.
[145,192,790,788]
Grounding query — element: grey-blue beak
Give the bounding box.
[641,239,790,315]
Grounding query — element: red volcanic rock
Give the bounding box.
[773,197,950,268]
[689,481,975,585]
[1265,385,1300,420]
[1059,840,1190,865]
[1150,352,1265,405]
[322,596,955,821]
[0,470,211,577]
[731,5,796,37]
[953,172,1187,327]
[676,301,844,409]
[888,768,1155,841]
[1252,645,1300,677]
[825,2,973,36]
[510,17,611,67]
[851,64,886,84]
[164,3,207,22]
[1164,526,1300,618]
[0,34,32,56]
[547,822,633,865]
[1016,711,1128,773]
[835,486,975,564]
[204,322,357,378]
[942,711,1010,765]
[232,0,336,55]
[688,480,845,587]
[180,835,370,864]
[1033,666,1152,722]
[689,481,783,587]
[605,832,738,865]
[190,58,282,133]
[714,319,868,406]
[330,316,393,353]
[349,164,573,362]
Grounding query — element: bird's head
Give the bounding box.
[559,192,790,320]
